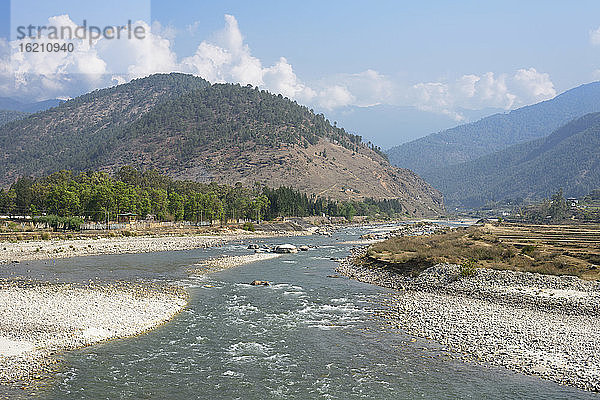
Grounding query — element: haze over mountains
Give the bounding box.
[0,73,444,216]
[387,82,600,177]
[386,82,600,207]
[432,112,600,207]
[325,105,503,149]
[0,97,64,113]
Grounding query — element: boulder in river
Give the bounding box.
[273,244,298,254]
[250,280,270,286]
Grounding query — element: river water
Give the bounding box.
[1,225,597,399]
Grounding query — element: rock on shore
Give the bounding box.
[337,248,600,392]
[0,280,187,384]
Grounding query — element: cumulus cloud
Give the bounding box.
[513,67,556,100]
[0,15,178,99]
[405,69,555,121]
[590,26,600,45]
[0,13,558,119]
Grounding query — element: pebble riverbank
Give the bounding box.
[337,247,600,392]
[0,280,187,385]
[0,231,310,263]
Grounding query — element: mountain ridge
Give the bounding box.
[0,73,444,216]
[430,112,600,207]
[386,81,600,177]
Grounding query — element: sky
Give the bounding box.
[1,0,600,146]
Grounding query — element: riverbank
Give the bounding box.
[0,279,187,385]
[337,248,600,392]
[0,231,310,263]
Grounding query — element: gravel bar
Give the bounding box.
[0,279,188,384]
[337,247,600,392]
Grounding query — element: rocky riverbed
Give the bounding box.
[337,248,600,392]
[0,280,187,385]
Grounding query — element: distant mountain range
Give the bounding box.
[386,82,600,178]
[0,97,64,113]
[323,105,503,149]
[384,81,600,207]
[431,112,600,207]
[0,73,444,216]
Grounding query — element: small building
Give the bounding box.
[117,213,137,223]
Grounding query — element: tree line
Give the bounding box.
[0,167,406,227]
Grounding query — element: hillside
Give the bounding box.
[0,110,28,126]
[431,112,600,207]
[0,73,444,216]
[386,81,600,177]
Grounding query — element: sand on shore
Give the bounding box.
[0,280,187,384]
[337,248,600,392]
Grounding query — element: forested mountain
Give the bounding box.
[0,110,28,126]
[386,82,600,177]
[0,73,443,216]
[430,112,600,207]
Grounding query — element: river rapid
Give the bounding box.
[1,225,596,399]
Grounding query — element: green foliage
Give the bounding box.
[520,245,536,256]
[34,215,83,231]
[459,259,478,277]
[0,110,28,126]
[520,189,571,223]
[423,112,600,207]
[0,167,404,228]
[0,73,389,183]
[242,222,255,232]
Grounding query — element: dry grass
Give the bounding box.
[367,223,600,280]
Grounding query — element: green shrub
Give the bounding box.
[242,222,256,232]
[460,259,478,277]
[41,232,51,240]
[520,244,536,256]
[122,230,135,237]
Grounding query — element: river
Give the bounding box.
[1,225,596,399]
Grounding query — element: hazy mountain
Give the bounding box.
[386,81,600,177]
[0,73,444,216]
[431,112,600,207]
[324,105,503,149]
[0,97,64,113]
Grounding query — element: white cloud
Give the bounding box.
[513,67,556,101]
[404,69,555,121]
[590,26,600,45]
[0,13,558,120]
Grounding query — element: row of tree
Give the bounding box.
[516,189,600,223]
[0,167,406,225]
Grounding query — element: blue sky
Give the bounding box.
[1,0,600,146]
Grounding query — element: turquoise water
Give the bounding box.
[1,226,598,399]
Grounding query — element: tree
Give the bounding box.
[549,189,568,222]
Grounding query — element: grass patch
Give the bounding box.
[367,223,600,280]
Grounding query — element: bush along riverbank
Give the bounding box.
[337,246,600,392]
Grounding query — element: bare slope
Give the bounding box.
[0,73,443,215]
